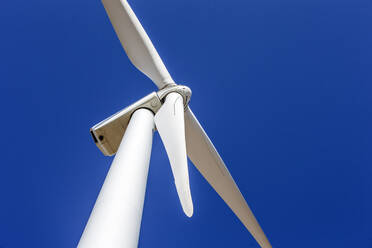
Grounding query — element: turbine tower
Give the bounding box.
[79,1,272,247]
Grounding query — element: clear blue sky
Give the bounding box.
[0,0,371,247]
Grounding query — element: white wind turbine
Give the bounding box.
[78,0,272,248]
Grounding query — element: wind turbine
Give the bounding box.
[78,0,272,247]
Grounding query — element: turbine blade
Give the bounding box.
[154,93,193,217]
[102,0,175,89]
[184,107,272,248]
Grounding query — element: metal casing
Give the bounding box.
[90,92,161,156]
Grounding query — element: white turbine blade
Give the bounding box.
[184,107,272,248]
[102,0,175,89]
[154,92,193,217]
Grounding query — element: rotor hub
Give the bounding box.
[157,84,192,108]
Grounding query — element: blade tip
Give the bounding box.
[185,210,193,218]
[184,205,193,218]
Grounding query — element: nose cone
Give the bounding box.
[156,84,192,107]
[181,86,192,100]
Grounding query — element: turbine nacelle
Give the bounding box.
[90,84,192,157]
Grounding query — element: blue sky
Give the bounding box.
[0,0,371,247]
